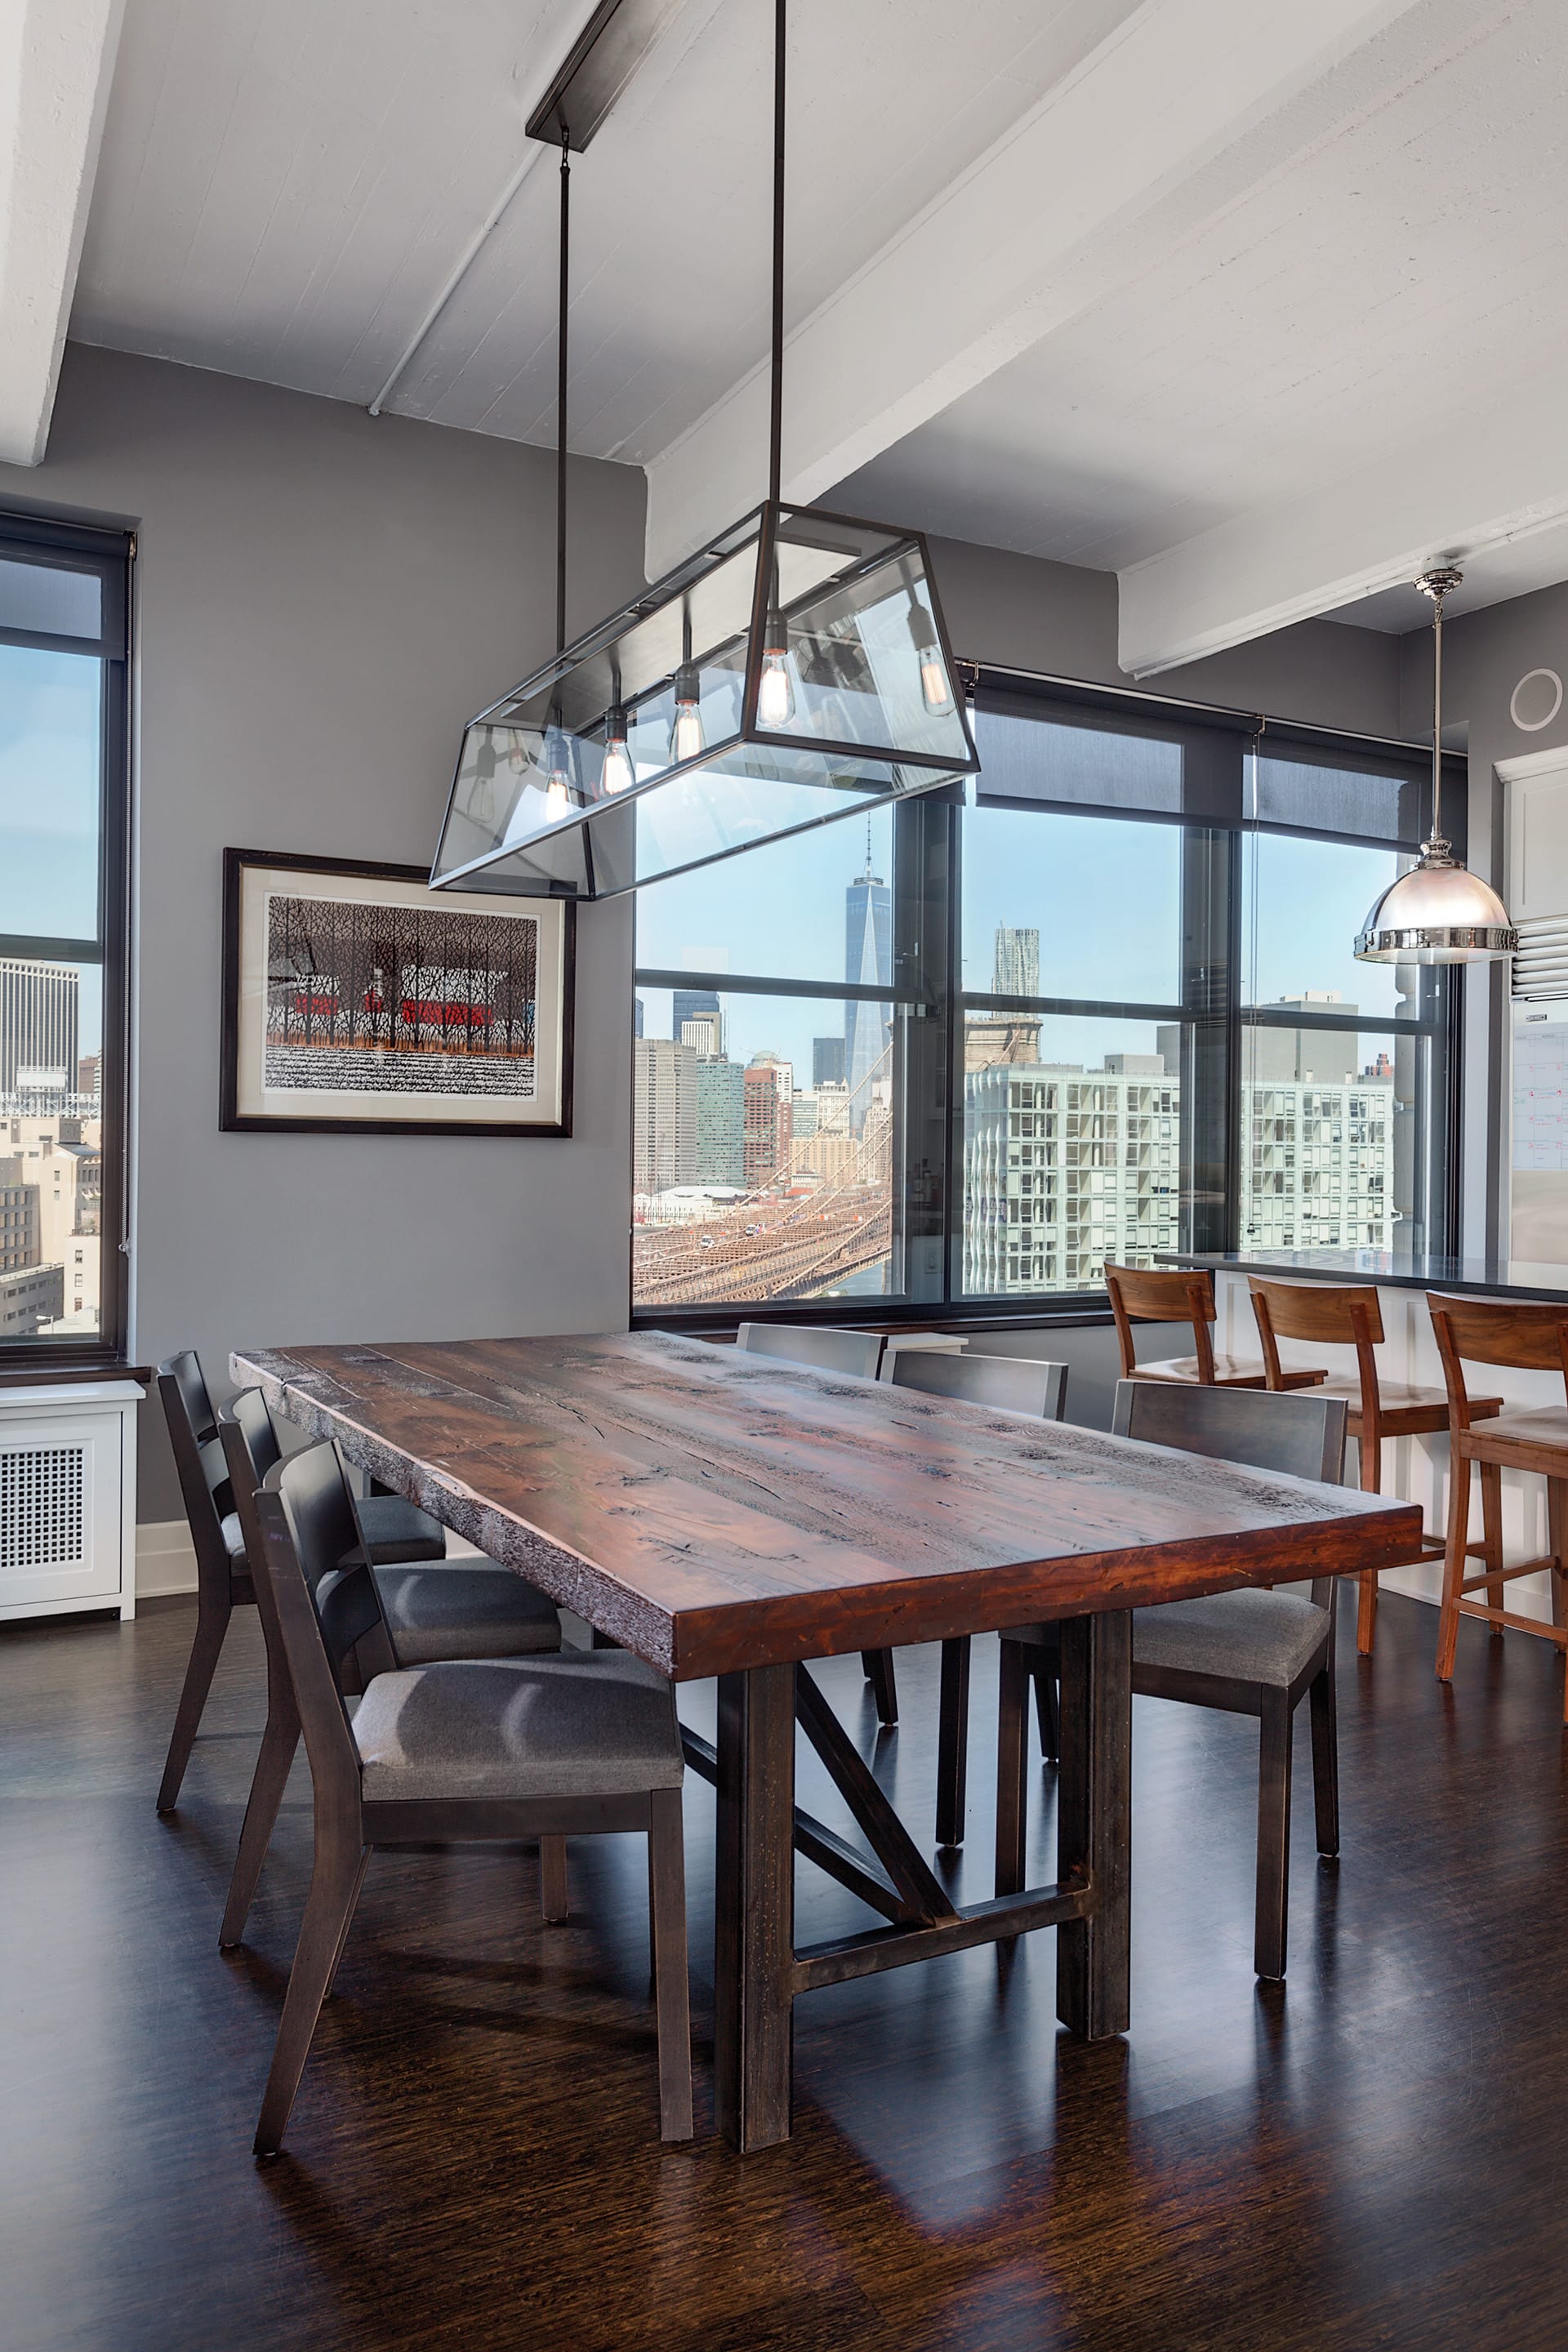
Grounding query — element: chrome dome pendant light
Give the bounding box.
[1355,568,1517,964]
[429,0,978,902]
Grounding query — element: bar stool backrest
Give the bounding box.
[735,1323,884,1379]
[1104,1263,1218,1382]
[1428,1292,1568,1423]
[1250,1276,1383,1401]
[888,1348,1067,1421]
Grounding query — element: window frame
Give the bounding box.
[0,510,133,1372]
[630,666,1463,1332]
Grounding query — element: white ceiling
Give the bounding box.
[7,0,1568,668]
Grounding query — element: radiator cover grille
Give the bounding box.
[2,1445,87,1570]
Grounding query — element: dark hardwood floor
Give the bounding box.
[3,1588,1567,2351]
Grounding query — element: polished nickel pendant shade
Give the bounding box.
[1355,568,1516,964]
[430,0,978,902]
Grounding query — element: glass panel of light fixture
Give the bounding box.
[759,511,971,765]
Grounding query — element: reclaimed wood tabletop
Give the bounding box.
[234,1329,1423,1678]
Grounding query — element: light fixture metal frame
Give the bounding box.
[430,492,980,901]
[430,0,979,904]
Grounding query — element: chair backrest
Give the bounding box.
[1104,1264,1217,1382]
[1249,1275,1383,1407]
[1112,1376,1348,1485]
[274,1441,394,1686]
[1248,1275,1383,1351]
[249,1485,363,1812]
[157,1350,238,1597]
[216,1397,276,1596]
[1428,1292,1568,1419]
[228,1384,283,1482]
[887,1348,1067,1421]
[735,1322,884,1379]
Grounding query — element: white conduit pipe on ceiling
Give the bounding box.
[367,142,548,417]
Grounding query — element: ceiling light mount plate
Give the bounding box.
[526,0,688,153]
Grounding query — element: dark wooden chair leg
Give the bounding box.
[540,1833,569,1922]
[220,1695,301,1948]
[648,1786,693,2142]
[994,1637,1030,1898]
[156,1600,232,1814]
[1254,1689,1294,1980]
[254,1822,369,2155]
[1308,1663,1339,1858]
[935,1637,970,1847]
[862,1648,898,1726]
[1032,1657,1060,1762]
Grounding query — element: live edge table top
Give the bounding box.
[232,1331,1422,1683]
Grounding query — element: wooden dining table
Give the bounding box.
[233,1329,1422,2153]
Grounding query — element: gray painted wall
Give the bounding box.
[0,347,647,1520]
[931,536,1406,738]
[0,346,1413,1521]
[1400,582,1568,1254]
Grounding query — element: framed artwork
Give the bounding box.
[220,849,573,1136]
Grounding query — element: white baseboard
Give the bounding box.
[136,1519,196,1598]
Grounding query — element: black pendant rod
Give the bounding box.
[768,0,786,507]
[557,122,571,657]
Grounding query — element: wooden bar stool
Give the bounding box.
[1249,1277,1499,1657]
[1107,1263,1327,1391]
[1428,1293,1568,1722]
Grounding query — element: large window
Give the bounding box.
[0,517,131,1359]
[631,676,1456,1321]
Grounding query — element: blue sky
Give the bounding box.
[0,644,104,1054]
[634,795,1407,1080]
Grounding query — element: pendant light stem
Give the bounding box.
[557,123,571,658]
[1431,584,1444,848]
[768,0,786,508]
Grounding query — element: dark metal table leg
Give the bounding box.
[714,1663,796,2151]
[1055,1609,1131,2042]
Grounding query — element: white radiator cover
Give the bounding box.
[0,1382,140,1622]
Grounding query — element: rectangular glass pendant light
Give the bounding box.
[430,499,979,901]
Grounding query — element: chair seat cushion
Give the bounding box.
[1131,1355,1326,1391]
[1133,1588,1329,1686]
[354,1494,448,1566]
[1006,1587,1329,1687]
[372,1564,562,1664]
[351,1650,684,1802]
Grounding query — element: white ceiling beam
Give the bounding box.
[1118,363,1568,675]
[641,0,1428,581]
[0,0,125,467]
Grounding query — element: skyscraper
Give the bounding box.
[813,1036,844,1089]
[694,1057,746,1186]
[633,1039,697,1196]
[743,1056,793,1187]
[1,959,80,1094]
[673,987,723,1058]
[844,830,891,1133]
[992,926,1040,1000]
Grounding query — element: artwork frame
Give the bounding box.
[220,849,574,1137]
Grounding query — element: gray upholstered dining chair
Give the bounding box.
[247,1441,691,2152]
[995,1378,1349,1980]
[215,1392,563,1948]
[155,1350,448,1814]
[733,1321,898,1721]
[880,1348,1070,1844]
[734,1322,885,1379]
